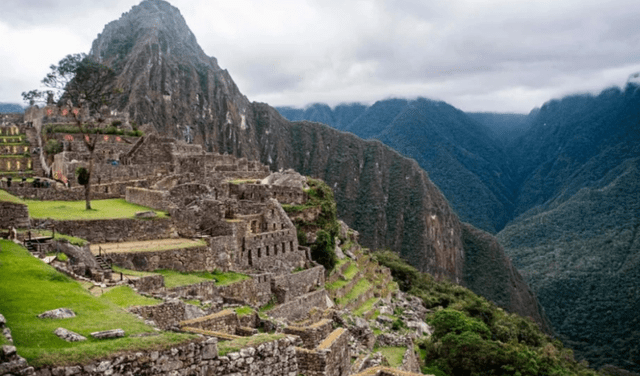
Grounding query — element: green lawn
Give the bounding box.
[26,198,167,220]
[354,297,379,317]
[340,278,372,305]
[0,240,194,366]
[375,346,406,367]
[100,286,162,308]
[0,188,24,204]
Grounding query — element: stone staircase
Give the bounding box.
[94,254,113,273]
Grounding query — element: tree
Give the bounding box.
[22,53,119,210]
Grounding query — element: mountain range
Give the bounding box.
[83,0,550,334]
[276,86,640,372]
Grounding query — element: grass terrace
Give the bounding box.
[0,240,194,366]
[0,188,24,204]
[111,266,250,289]
[99,286,162,308]
[375,346,406,368]
[26,198,167,220]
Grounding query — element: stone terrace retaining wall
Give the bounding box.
[4,185,123,201]
[31,218,176,243]
[217,274,272,307]
[296,327,351,376]
[128,300,186,330]
[107,246,212,272]
[272,265,325,303]
[180,309,239,335]
[267,289,329,322]
[284,319,334,349]
[0,201,29,228]
[32,336,300,376]
[125,187,169,211]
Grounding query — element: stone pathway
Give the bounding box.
[90,238,204,254]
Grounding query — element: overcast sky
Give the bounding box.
[1,0,640,113]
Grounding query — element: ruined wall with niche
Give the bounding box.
[0,157,32,172]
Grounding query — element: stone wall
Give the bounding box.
[31,336,299,376]
[180,309,239,335]
[125,187,171,211]
[229,183,306,205]
[164,274,271,308]
[129,275,165,292]
[0,201,29,229]
[32,218,176,243]
[3,184,129,201]
[296,328,351,376]
[267,289,330,322]
[107,246,212,272]
[128,300,186,330]
[284,319,334,349]
[272,265,325,303]
[0,157,32,172]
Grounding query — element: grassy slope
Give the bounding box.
[0,188,24,204]
[0,240,193,366]
[26,198,166,220]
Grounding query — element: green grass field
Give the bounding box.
[100,286,162,308]
[375,346,406,367]
[26,198,167,220]
[0,188,24,204]
[0,240,193,366]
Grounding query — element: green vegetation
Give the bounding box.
[234,306,254,318]
[26,198,167,220]
[100,286,161,308]
[353,297,378,317]
[56,253,69,262]
[375,346,406,368]
[337,278,371,306]
[283,178,339,272]
[376,249,598,376]
[0,188,24,204]
[217,333,284,356]
[44,139,62,155]
[0,240,193,366]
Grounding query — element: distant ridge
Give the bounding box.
[0,103,25,113]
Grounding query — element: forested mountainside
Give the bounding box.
[0,103,24,113]
[277,84,640,372]
[83,0,549,330]
[278,99,518,233]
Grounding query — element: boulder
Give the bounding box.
[135,211,157,218]
[54,328,87,342]
[90,329,125,339]
[38,308,76,319]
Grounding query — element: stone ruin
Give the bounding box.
[0,110,426,376]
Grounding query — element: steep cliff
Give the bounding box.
[85,0,547,327]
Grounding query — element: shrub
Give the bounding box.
[44,139,62,155]
[429,308,491,340]
[311,229,336,271]
[75,167,89,186]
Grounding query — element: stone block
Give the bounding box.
[90,329,125,339]
[37,308,76,319]
[53,328,87,342]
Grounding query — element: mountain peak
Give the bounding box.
[90,0,217,71]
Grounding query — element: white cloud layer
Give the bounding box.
[1,0,640,113]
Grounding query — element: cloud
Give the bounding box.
[2,0,640,113]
